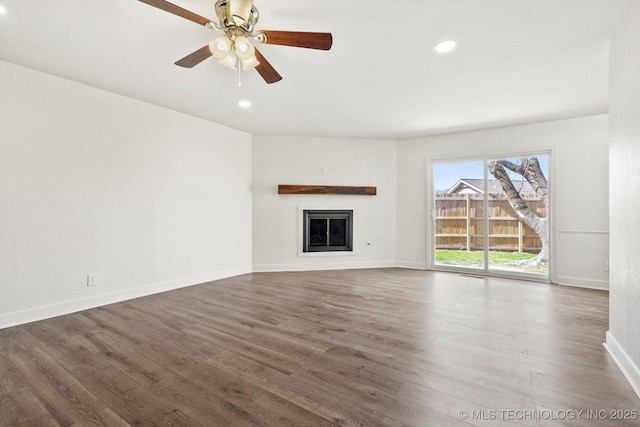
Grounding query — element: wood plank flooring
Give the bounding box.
[1,268,638,426]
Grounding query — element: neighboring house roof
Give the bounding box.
[446,178,537,195]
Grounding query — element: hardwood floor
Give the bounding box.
[1,269,638,426]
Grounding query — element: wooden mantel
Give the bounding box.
[278,185,377,196]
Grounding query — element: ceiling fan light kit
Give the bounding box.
[138,0,333,84]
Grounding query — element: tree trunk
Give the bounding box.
[488,159,548,266]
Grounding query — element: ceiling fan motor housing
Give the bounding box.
[215,0,259,33]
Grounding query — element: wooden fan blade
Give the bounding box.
[175,45,213,68]
[230,0,254,24]
[254,48,283,84]
[259,30,333,50]
[137,0,210,26]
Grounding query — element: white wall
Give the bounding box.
[252,135,396,271]
[396,115,610,288]
[0,61,253,328]
[606,0,640,398]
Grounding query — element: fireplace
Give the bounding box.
[303,210,353,252]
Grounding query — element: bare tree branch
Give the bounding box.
[495,160,523,175]
[519,158,548,206]
[488,161,539,221]
[488,158,548,266]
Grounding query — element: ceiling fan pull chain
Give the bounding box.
[235,57,242,88]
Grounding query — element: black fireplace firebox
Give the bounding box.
[303,210,353,252]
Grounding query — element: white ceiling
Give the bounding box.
[0,0,630,140]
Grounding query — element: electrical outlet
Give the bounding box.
[604,262,610,272]
[87,274,98,287]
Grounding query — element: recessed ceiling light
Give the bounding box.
[0,5,7,15]
[435,40,457,53]
[238,100,252,108]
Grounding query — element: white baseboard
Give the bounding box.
[252,260,397,273]
[395,261,428,270]
[556,275,609,290]
[604,331,640,400]
[0,266,251,329]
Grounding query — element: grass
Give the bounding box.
[435,250,548,274]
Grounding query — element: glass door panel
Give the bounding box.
[487,156,549,276]
[309,218,328,248]
[329,219,347,246]
[433,161,486,270]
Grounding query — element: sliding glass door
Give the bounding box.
[432,154,549,279]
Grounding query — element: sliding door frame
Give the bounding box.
[427,150,554,283]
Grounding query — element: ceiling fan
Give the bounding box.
[138,0,333,84]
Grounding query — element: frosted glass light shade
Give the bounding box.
[234,36,255,59]
[209,36,232,59]
[240,55,260,70]
[218,51,238,69]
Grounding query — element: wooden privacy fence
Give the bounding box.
[435,193,546,253]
